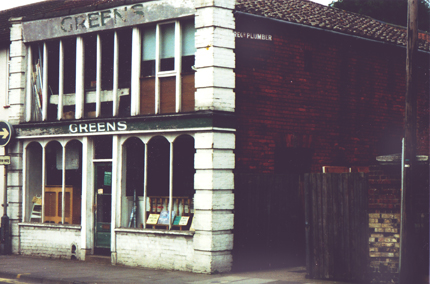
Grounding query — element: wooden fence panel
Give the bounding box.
[304,173,369,282]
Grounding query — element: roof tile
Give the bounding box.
[236,0,430,51]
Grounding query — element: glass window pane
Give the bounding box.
[94,136,113,159]
[182,21,195,57]
[160,24,175,59]
[142,27,156,61]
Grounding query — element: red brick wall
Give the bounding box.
[235,16,429,174]
[367,165,429,283]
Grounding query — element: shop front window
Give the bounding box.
[25,139,82,224]
[121,134,195,230]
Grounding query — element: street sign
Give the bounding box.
[0,121,13,147]
[0,156,10,165]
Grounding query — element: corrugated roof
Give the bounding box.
[235,0,430,51]
[0,0,428,52]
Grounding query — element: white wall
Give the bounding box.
[19,224,81,259]
[116,230,195,271]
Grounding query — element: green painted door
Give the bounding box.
[94,163,112,250]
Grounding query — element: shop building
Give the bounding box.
[0,0,428,275]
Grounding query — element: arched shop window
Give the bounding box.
[173,135,195,197]
[25,139,82,225]
[121,137,145,227]
[121,134,195,230]
[25,142,43,222]
[147,136,170,197]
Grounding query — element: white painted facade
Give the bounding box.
[1,0,236,274]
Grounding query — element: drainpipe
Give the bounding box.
[1,145,10,255]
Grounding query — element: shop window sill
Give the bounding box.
[19,222,81,230]
[115,227,194,236]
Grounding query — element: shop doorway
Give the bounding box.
[94,162,112,255]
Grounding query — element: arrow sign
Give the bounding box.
[0,128,9,139]
[0,121,13,147]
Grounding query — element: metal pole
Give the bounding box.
[399,0,418,282]
[1,146,10,255]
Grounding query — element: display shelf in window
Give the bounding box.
[146,196,193,230]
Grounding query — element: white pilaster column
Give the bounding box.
[8,18,27,124]
[193,132,235,273]
[8,18,27,253]
[194,0,235,112]
[192,0,236,273]
[80,137,93,260]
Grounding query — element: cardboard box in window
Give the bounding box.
[86,111,96,118]
[63,111,75,120]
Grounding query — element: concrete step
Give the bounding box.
[85,255,111,265]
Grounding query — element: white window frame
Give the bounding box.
[119,133,194,230]
[23,138,84,224]
[138,20,185,116]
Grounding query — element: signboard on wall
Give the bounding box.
[22,0,195,42]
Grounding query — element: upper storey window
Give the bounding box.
[25,19,195,122]
[140,20,195,115]
[26,30,132,122]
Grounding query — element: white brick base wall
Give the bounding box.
[19,224,81,260]
[115,230,194,271]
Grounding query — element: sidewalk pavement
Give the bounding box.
[0,255,353,284]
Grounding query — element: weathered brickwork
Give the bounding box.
[19,224,81,260]
[368,213,400,284]
[235,16,429,174]
[367,165,429,284]
[115,231,194,271]
[368,165,401,213]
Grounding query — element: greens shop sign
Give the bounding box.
[22,0,194,42]
[69,121,127,134]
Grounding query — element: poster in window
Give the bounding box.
[146,214,160,225]
[104,172,112,186]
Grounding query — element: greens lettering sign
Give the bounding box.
[22,0,195,42]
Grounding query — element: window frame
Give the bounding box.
[120,133,195,231]
[140,19,196,115]
[23,138,83,225]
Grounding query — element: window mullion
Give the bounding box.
[155,24,160,114]
[26,45,32,122]
[131,27,141,116]
[168,141,173,230]
[58,40,64,121]
[41,146,46,223]
[113,31,119,117]
[42,42,48,121]
[175,21,181,113]
[76,36,85,119]
[96,34,102,118]
[61,146,66,224]
[143,143,148,229]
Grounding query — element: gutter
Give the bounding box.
[234,11,430,54]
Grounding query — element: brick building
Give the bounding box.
[0,0,427,279]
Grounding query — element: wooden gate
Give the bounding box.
[233,173,304,270]
[304,173,369,282]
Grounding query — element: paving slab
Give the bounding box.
[0,255,352,284]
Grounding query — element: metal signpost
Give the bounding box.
[0,121,13,255]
